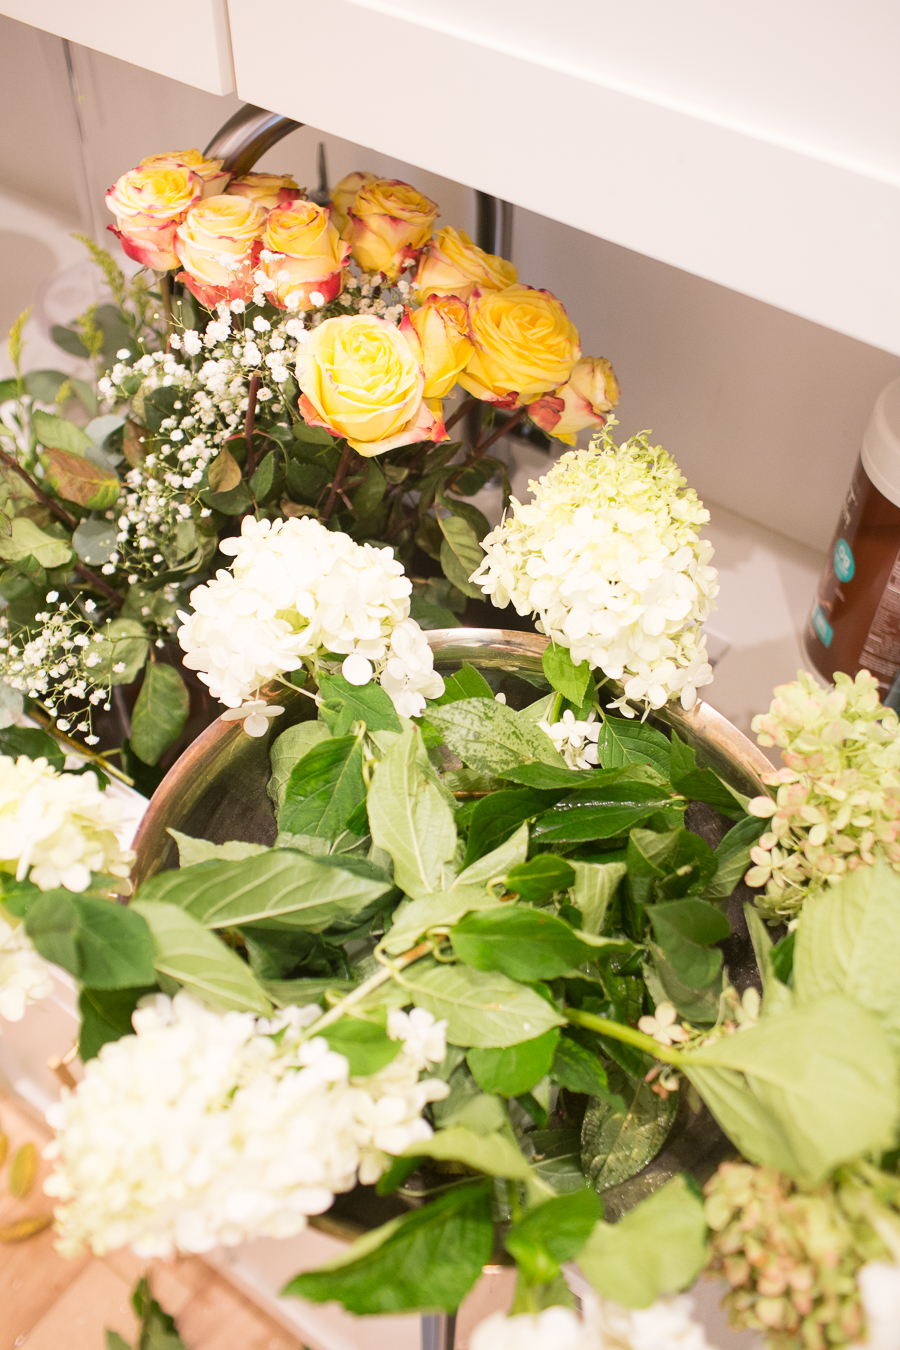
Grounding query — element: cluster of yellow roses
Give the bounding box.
[105,149,619,455]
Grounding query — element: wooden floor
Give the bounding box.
[0,1089,310,1350]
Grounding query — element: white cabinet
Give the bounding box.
[0,0,234,94]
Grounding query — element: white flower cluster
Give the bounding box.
[0,912,54,1022]
[44,993,448,1258]
[0,754,133,892]
[540,707,601,769]
[470,1294,715,1350]
[472,429,718,715]
[0,595,109,739]
[177,514,443,728]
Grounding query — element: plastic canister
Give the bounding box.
[804,374,900,698]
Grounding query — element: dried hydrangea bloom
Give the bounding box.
[472,427,717,716]
[746,670,900,916]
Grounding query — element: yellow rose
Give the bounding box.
[330,170,377,235]
[459,285,581,406]
[526,357,621,445]
[174,195,267,308]
[345,179,439,280]
[226,172,302,209]
[401,295,473,399]
[259,200,350,310]
[415,226,517,303]
[105,164,202,270]
[140,149,230,197]
[297,315,445,456]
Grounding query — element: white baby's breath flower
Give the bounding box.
[472,428,717,715]
[0,755,133,892]
[0,913,54,1021]
[44,993,448,1258]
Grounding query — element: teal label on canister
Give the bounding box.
[813,603,834,648]
[834,537,855,582]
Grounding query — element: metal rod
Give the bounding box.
[475,190,514,260]
[204,104,305,177]
[421,1313,456,1350]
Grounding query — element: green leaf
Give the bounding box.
[463,788,561,868]
[263,976,355,1007]
[130,664,189,766]
[403,959,565,1047]
[106,1333,131,1350]
[450,905,594,981]
[506,855,576,902]
[0,517,72,569]
[428,698,563,778]
[293,420,336,446]
[682,994,900,1185]
[95,618,150,685]
[284,1181,493,1313]
[432,662,494,705]
[596,715,671,776]
[79,986,155,1061]
[368,726,457,898]
[648,899,729,990]
[506,1190,603,1281]
[131,900,273,1014]
[580,1066,676,1191]
[410,1124,551,1203]
[207,447,242,493]
[569,860,626,935]
[167,830,268,868]
[551,1035,614,1099]
[382,882,499,955]
[44,446,119,509]
[437,512,484,599]
[267,720,330,811]
[131,1275,188,1349]
[771,930,796,983]
[542,644,592,706]
[72,517,118,564]
[136,850,391,931]
[704,814,766,900]
[793,863,900,1056]
[668,733,745,820]
[408,598,461,630]
[32,408,92,454]
[199,480,252,515]
[577,1175,708,1308]
[316,672,401,735]
[533,785,678,843]
[521,1128,588,1194]
[455,822,530,888]
[26,892,156,989]
[467,1028,560,1095]
[0,724,64,770]
[278,732,367,839]
[323,1017,401,1075]
[743,904,793,1016]
[650,940,723,1023]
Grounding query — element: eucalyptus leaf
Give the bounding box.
[580,1067,677,1192]
[131,900,273,1015]
[403,960,565,1047]
[368,726,456,898]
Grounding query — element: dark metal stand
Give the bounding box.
[421,1313,457,1350]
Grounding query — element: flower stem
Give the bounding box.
[444,397,477,434]
[244,373,261,478]
[321,442,353,524]
[565,1006,683,1066]
[303,939,433,1037]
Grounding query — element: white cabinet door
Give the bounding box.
[0,0,234,94]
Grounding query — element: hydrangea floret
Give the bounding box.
[44,993,448,1258]
[176,514,444,730]
[745,670,900,918]
[471,426,718,716]
[0,753,134,892]
[469,1294,715,1350]
[0,912,54,1022]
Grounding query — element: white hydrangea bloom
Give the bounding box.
[472,430,718,715]
[177,515,443,722]
[0,913,54,1021]
[851,1262,900,1350]
[540,708,601,769]
[44,993,448,1259]
[470,1294,715,1350]
[0,755,133,892]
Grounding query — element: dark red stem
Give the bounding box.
[321,442,353,523]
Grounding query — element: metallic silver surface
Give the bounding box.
[203,104,303,177]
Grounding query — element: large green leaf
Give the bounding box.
[317,672,401,735]
[437,512,484,599]
[403,959,565,1047]
[323,1017,401,1075]
[44,447,119,510]
[0,517,72,569]
[596,715,671,776]
[455,822,529,888]
[467,1028,560,1096]
[580,1067,676,1191]
[533,784,678,843]
[79,986,155,1061]
[463,788,561,867]
[284,1181,493,1313]
[506,855,576,902]
[648,899,729,990]
[704,814,766,900]
[551,1035,616,1100]
[793,863,900,1056]
[432,662,494,705]
[268,721,330,810]
[407,1124,551,1203]
[136,850,391,930]
[278,732,366,839]
[167,831,268,868]
[0,725,65,771]
[682,995,900,1184]
[95,619,150,685]
[450,905,595,981]
[131,900,272,1014]
[506,1190,603,1281]
[577,1175,708,1308]
[130,664,189,766]
[31,407,92,454]
[668,733,746,820]
[368,726,456,898]
[569,860,626,934]
[382,882,498,955]
[26,891,156,990]
[428,698,563,778]
[521,1128,588,1195]
[541,644,592,706]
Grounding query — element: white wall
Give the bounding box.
[1,15,897,554]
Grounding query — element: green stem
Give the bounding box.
[303,940,433,1037]
[565,1006,683,1066]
